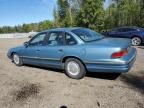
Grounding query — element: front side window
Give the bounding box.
[111,28,118,32]
[72,28,104,42]
[47,32,64,46]
[118,28,127,32]
[29,33,47,46]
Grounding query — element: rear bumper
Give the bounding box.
[85,47,137,73]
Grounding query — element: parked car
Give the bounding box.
[7,27,137,79]
[103,26,144,46]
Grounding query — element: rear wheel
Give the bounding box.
[132,37,141,46]
[64,58,86,79]
[13,53,23,66]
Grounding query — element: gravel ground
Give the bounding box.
[0,38,144,108]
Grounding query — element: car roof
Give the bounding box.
[115,26,139,29]
[41,27,85,33]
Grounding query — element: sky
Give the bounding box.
[104,0,111,9]
[0,0,110,27]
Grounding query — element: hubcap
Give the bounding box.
[13,55,19,64]
[67,61,80,76]
[132,37,141,46]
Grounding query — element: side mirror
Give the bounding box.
[24,42,29,47]
[102,31,109,36]
[28,35,33,39]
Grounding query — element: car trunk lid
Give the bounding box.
[85,37,132,49]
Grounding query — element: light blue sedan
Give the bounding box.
[7,28,137,79]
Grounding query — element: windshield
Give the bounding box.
[72,28,105,42]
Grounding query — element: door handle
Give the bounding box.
[36,50,40,52]
[58,49,63,52]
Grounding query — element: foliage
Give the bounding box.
[76,0,105,31]
[1,0,144,33]
[0,20,54,34]
[55,0,71,27]
[104,0,144,30]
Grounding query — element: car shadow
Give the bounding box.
[23,64,121,80]
[23,65,144,94]
[24,64,64,73]
[86,72,121,80]
[138,46,144,49]
[119,71,144,94]
[138,43,144,49]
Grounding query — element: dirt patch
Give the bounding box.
[13,83,41,102]
[137,102,144,108]
[97,101,100,107]
[119,73,144,94]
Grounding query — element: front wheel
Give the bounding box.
[13,53,23,66]
[64,58,86,79]
[132,37,141,46]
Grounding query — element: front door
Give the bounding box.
[22,32,47,65]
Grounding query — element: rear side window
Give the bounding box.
[47,32,64,46]
[126,28,137,32]
[65,33,77,45]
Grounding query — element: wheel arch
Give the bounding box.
[131,35,142,40]
[62,56,87,70]
[11,52,16,58]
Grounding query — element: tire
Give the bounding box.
[64,58,86,79]
[12,53,23,66]
[132,37,142,46]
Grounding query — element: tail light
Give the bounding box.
[111,49,128,59]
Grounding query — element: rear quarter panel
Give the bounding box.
[61,45,86,61]
[134,31,144,41]
[83,45,120,62]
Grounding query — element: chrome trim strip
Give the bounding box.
[21,56,60,61]
[84,61,125,65]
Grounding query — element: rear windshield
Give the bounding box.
[72,28,104,42]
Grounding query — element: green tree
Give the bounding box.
[0,20,54,34]
[105,0,141,29]
[77,0,105,31]
[38,20,53,31]
[56,0,70,27]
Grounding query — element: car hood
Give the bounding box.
[9,45,25,52]
[85,37,131,48]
